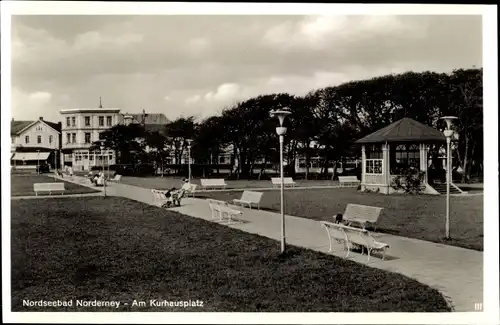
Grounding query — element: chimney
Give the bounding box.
[39,117,43,120]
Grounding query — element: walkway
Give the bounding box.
[56,174,483,312]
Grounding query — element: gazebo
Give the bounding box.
[355,117,446,195]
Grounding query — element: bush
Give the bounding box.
[391,167,426,194]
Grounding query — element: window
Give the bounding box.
[66,117,70,127]
[49,135,53,144]
[366,159,383,174]
[71,117,76,126]
[391,144,421,174]
[66,133,71,144]
[83,153,88,160]
[85,116,91,126]
[106,116,112,126]
[89,155,94,161]
[366,144,382,159]
[72,133,76,144]
[99,116,104,126]
[109,154,113,160]
[84,133,91,144]
[37,135,42,144]
[25,136,29,144]
[219,156,226,164]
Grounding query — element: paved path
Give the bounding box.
[57,174,483,312]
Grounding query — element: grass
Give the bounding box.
[11,196,450,312]
[199,188,484,251]
[11,174,100,197]
[111,175,340,191]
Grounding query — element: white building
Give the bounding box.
[11,117,61,170]
[59,107,121,171]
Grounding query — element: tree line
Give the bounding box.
[95,68,483,182]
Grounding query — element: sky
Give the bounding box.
[11,14,483,123]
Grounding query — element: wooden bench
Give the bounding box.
[200,178,228,190]
[321,221,390,261]
[181,183,197,197]
[33,183,65,196]
[271,177,296,188]
[339,203,383,231]
[207,199,242,224]
[233,190,263,209]
[338,176,360,187]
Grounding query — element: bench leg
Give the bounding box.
[324,227,334,253]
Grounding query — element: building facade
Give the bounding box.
[11,117,61,170]
[59,108,121,171]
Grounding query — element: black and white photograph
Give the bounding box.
[2,2,498,324]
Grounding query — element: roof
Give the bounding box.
[60,108,121,114]
[12,152,51,161]
[130,113,169,124]
[43,121,61,132]
[11,119,61,135]
[355,117,446,144]
[11,120,33,135]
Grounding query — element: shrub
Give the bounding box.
[391,167,426,194]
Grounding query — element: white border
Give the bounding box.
[2,2,498,324]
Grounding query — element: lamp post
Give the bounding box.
[270,108,291,254]
[100,141,107,197]
[37,150,40,174]
[440,116,458,239]
[187,139,193,183]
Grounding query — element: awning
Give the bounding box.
[12,152,51,161]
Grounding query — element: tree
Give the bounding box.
[145,130,169,177]
[445,68,483,182]
[164,117,197,174]
[193,115,225,177]
[92,124,147,165]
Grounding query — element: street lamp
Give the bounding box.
[270,108,291,254]
[187,139,193,183]
[37,150,40,174]
[100,141,107,197]
[440,116,458,239]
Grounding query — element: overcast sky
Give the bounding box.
[11,14,482,123]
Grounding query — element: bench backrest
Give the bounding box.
[208,198,228,210]
[113,174,122,181]
[343,227,376,247]
[182,183,197,192]
[338,176,359,182]
[343,204,383,223]
[33,183,65,192]
[201,179,227,186]
[240,190,263,203]
[271,177,295,184]
[321,221,349,242]
[151,189,167,201]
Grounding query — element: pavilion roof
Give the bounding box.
[355,117,446,144]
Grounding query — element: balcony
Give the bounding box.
[62,142,94,149]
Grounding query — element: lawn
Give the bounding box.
[199,188,484,251]
[11,174,99,196]
[114,176,339,191]
[11,196,450,312]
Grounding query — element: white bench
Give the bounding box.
[151,189,183,208]
[181,183,197,197]
[110,174,122,182]
[33,183,65,196]
[339,203,383,231]
[271,177,296,188]
[321,221,390,262]
[338,176,360,187]
[207,199,242,224]
[200,178,228,190]
[233,190,263,209]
